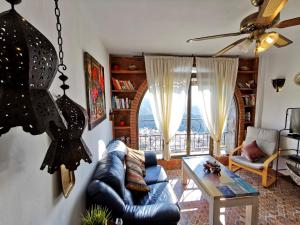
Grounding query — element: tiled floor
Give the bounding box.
[166,170,300,225]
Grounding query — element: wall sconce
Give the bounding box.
[272,78,286,92]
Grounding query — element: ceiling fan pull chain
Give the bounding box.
[54,0,69,95]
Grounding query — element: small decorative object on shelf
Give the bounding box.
[112,64,121,71]
[203,161,221,176]
[239,65,250,71]
[119,121,126,126]
[128,64,137,70]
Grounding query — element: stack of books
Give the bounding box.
[112,96,131,109]
[112,78,135,91]
[242,94,256,106]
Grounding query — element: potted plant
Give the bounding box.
[81,206,112,225]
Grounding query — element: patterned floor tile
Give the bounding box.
[166,169,300,225]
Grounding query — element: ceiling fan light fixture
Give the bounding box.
[256,32,279,53]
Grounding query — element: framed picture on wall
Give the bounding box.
[84,52,106,130]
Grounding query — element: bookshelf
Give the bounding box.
[237,58,259,139]
[110,55,146,146]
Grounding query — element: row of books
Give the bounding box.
[112,78,135,91]
[112,96,131,109]
[242,94,256,106]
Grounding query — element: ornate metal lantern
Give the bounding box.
[0,0,92,174]
[0,0,66,136]
[40,0,92,173]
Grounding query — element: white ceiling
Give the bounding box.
[80,0,300,56]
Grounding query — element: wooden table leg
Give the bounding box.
[209,199,221,225]
[182,161,188,185]
[245,197,259,225]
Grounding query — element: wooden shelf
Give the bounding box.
[244,121,254,125]
[113,109,132,112]
[244,105,255,108]
[238,70,256,74]
[111,70,145,74]
[112,90,137,93]
[114,126,131,130]
[239,88,255,91]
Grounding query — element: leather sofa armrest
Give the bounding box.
[144,151,158,167]
[124,203,180,224]
[87,180,125,218]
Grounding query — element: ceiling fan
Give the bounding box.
[187,0,300,57]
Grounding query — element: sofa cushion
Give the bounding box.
[144,165,168,185]
[106,140,128,161]
[231,155,267,170]
[133,182,178,205]
[92,154,125,199]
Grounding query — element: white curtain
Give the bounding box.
[145,56,193,160]
[196,57,239,156]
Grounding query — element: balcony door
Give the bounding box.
[138,81,237,157]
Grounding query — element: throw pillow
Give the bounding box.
[125,148,149,192]
[242,140,266,162]
[127,148,146,176]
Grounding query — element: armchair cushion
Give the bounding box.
[242,140,266,162]
[245,127,279,156]
[231,155,267,170]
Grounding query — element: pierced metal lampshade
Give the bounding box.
[0,5,65,135]
[41,95,92,174]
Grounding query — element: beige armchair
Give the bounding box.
[229,126,279,188]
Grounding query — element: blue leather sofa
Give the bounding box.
[87,140,180,225]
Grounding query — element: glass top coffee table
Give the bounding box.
[182,155,259,225]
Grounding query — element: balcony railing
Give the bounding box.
[138,118,236,156]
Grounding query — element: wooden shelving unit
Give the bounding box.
[110,55,146,147]
[237,58,259,139]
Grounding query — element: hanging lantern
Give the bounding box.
[40,0,92,174]
[0,0,66,135]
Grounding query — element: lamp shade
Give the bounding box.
[40,95,92,174]
[256,32,279,53]
[272,78,285,92]
[0,8,66,135]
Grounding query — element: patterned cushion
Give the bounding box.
[125,148,149,192]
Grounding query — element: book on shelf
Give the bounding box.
[112,78,135,91]
[245,111,251,122]
[242,94,256,106]
[112,96,131,109]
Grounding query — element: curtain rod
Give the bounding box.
[142,52,239,58]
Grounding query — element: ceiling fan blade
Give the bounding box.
[186,32,242,43]
[213,38,249,57]
[275,17,300,28]
[256,0,288,25]
[274,34,293,47]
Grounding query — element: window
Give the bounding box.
[138,79,238,157]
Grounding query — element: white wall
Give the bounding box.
[0,1,112,225]
[259,40,300,150]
